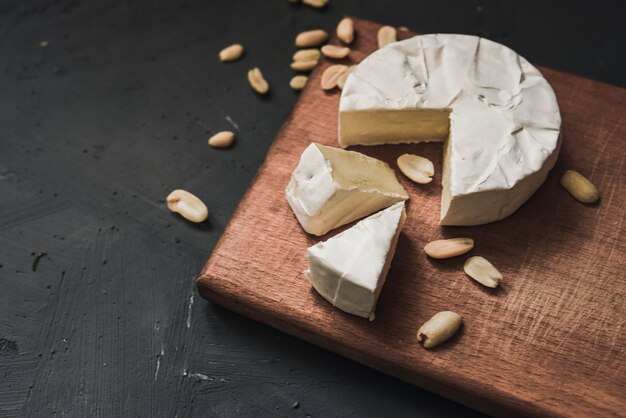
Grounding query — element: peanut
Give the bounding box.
[336,65,355,90]
[417,311,462,349]
[397,154,434,184]
[208,131,235,148]
[424,238,474,259]
[291,59,319,72]
[464,256,502,288]
[321,44,351,59]
[561,170,599,204]
[336,18,355,44]
[290,75,308,90]
[247,68,269,94]
[302,0,328,8]
[166,190,208,223]
[295,29,329,47]
[320,64,348,90]
[377,26,397,48]
[293,48,321,62]
[219,44,244,62]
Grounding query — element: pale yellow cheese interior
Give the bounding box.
[317,144,409,198]
[339,108,454,221]
[339,108,450,147]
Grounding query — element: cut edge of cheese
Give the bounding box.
[285,143,409,236]
[339,108,450,147]
[440,132,562,225]
[305,202,407,320]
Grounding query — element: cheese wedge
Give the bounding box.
[306,202,406,320]
[286,143,408,236]
[339,34,561,226]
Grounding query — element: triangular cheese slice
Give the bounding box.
[286,143,408,236]
[306,202,406,320]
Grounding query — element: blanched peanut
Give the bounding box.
[336,65,355,90]
[464,256,502,288]
[295,30,329,47]
[290,75,308,90]
[336,18,355,44]
[247,68,269,94]
[219,44,244,62]
[166,190,208,223]
[377,26,397,48]
[208,131,235,148]
[302,0,328,8]
[291,60,319,71]
[397,154,434,184]
[320,64,348,90]
[417,311,462,349]
[293,48,321,62]
[424,238,474,259]
[561,170,599,203]
[321,44,351,59]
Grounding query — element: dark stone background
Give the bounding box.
[0,0,623,416]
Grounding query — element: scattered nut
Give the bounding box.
[247,67,269,94]
[290,75,308,90]
[424,238,474,259]
[39,41,49,48]
[295,29,329,47]
[291,59,319,72]
[417,311,462,349]
[377,25,397,48]
[464,256,502,288]
[321,44,351,59]
[166,190,208,223]
[293,48,321,62]
[336,18,355,44]
[302,0,328,8]
[219,43,244,62]
[208,131,235,148]
[336,65,355,90]
[321,64,348,90]
[561,170,599,204]
[397,154,434,184]
[398,26,410,31]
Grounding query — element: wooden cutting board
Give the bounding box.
[197,18,626,418]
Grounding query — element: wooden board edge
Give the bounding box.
[197,58,326,280]
[198,271,547,418]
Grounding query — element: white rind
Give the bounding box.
[285,143,408,235]
[339,34,561,226]
[306,202,406,320]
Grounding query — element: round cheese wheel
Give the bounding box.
[339,34,561,226]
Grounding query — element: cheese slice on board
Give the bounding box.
[339,34,562,226]
[306,202,407,320]
[286,143,408,236]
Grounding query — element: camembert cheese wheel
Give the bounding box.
[339,34,561,226]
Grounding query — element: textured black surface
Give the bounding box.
[0,0,623,417]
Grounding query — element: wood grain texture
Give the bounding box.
[197,18,626,418]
